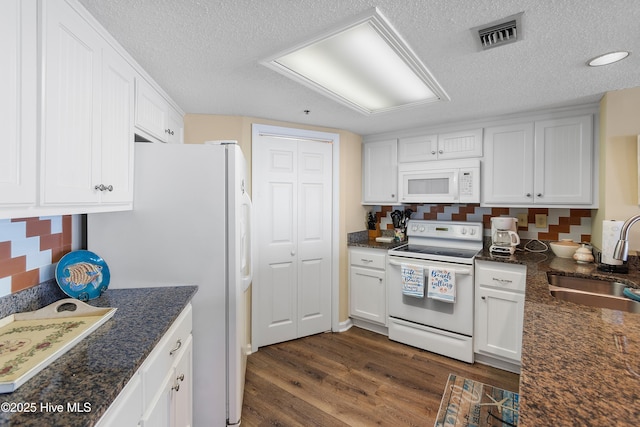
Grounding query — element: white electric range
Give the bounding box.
[387,220,483,363]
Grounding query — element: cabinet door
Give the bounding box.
[141,371,172,427]
[398,135,438,162]
[475,286,524,362]
[100,47,135,204]
[437,128,483,160]
[534,115,593,204]
[0,0,36,206]
[172,336,193,427]
[41,0,103,205]
[362,139,398,204]
[483,123,535,204]
[167,107,184,144]
[135,77,169,143]
[350,266,386,325]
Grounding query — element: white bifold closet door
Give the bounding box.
[253,132,332,348]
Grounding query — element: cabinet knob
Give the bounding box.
[172,383,181,392]
[481,296,486,300]
[431,151,437,155]
[438,150,444,154]
[525,193,532,198]
[537,193,543,197]
[94,184,114,192]
[391,194,395,198]
[176,373,185,382]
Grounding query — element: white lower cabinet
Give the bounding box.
[474,260,526,373]
[349,247,387,328]
[97,304,193,427]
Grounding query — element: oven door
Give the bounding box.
[387,255,474,336]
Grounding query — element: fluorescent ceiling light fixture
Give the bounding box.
[263,8,449,115]
[588,51,630,67]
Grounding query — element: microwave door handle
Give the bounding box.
[452,172,459,201]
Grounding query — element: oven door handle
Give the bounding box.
[387,259,472,276]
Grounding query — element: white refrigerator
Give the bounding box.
[88,141,252,426]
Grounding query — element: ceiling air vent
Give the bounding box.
[474,12,523,50]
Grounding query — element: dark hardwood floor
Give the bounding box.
[242,326,519,426]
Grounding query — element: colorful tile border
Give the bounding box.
[0,216,73,297]
[374,204,593,243]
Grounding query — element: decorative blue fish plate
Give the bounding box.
[55,250,110,301]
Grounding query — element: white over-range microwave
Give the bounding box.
[398,158,480,203]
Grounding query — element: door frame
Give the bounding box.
[251,124,339,352]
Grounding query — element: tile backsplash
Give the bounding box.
[0,215,79,297]
[372,204,593,243]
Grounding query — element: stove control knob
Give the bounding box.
[419,226,425,232]
[461,228,467,235]
[411,225,418,232]
[469,228,476,235]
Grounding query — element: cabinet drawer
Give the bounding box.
[349,248,386,269]
[475,260,526,292]
[141,304,192,411]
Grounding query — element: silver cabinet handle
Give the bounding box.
[438,149,443,154]
[431,150,437,155]
[172,373,185,392]
[492,278,513,284]
[361,258,374,263]
[169,339,182,356]
[94,184,113,192]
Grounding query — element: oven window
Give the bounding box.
[408,177,449,194]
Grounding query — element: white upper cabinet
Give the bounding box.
[135,77,184,144]
[0,0,184,219]
[100,47,136,205]
[534,115,593,204]
[398,134,438,162]
[0,0,37,207]
[362,139,398,204]
[483,114,594,207]
[483,123,535,204]
[41,0,134,208]
[398,129,482,162]
[41,0,104,205]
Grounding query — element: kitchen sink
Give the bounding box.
[547,273,640,313]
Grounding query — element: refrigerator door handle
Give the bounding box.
[240,190,253,292]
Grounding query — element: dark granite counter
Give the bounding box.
[347,230,406,250]
[0,282,197,427]
[476,249,640,426]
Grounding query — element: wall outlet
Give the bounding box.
[535,214,547,228]
[516,213,528,228]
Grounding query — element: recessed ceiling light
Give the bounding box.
[587,51,630,67]
[262,8,449,115]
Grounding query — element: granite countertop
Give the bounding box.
[476,249,640,426]
[347,230,406,250]
[0,283,197,427]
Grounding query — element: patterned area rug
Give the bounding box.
[435,373,519,427]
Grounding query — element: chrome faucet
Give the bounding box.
[613,214,640,261]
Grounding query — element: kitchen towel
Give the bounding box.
[428,268,456,303]
[401,263,424,298]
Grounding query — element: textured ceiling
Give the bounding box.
[78,0,640,136]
